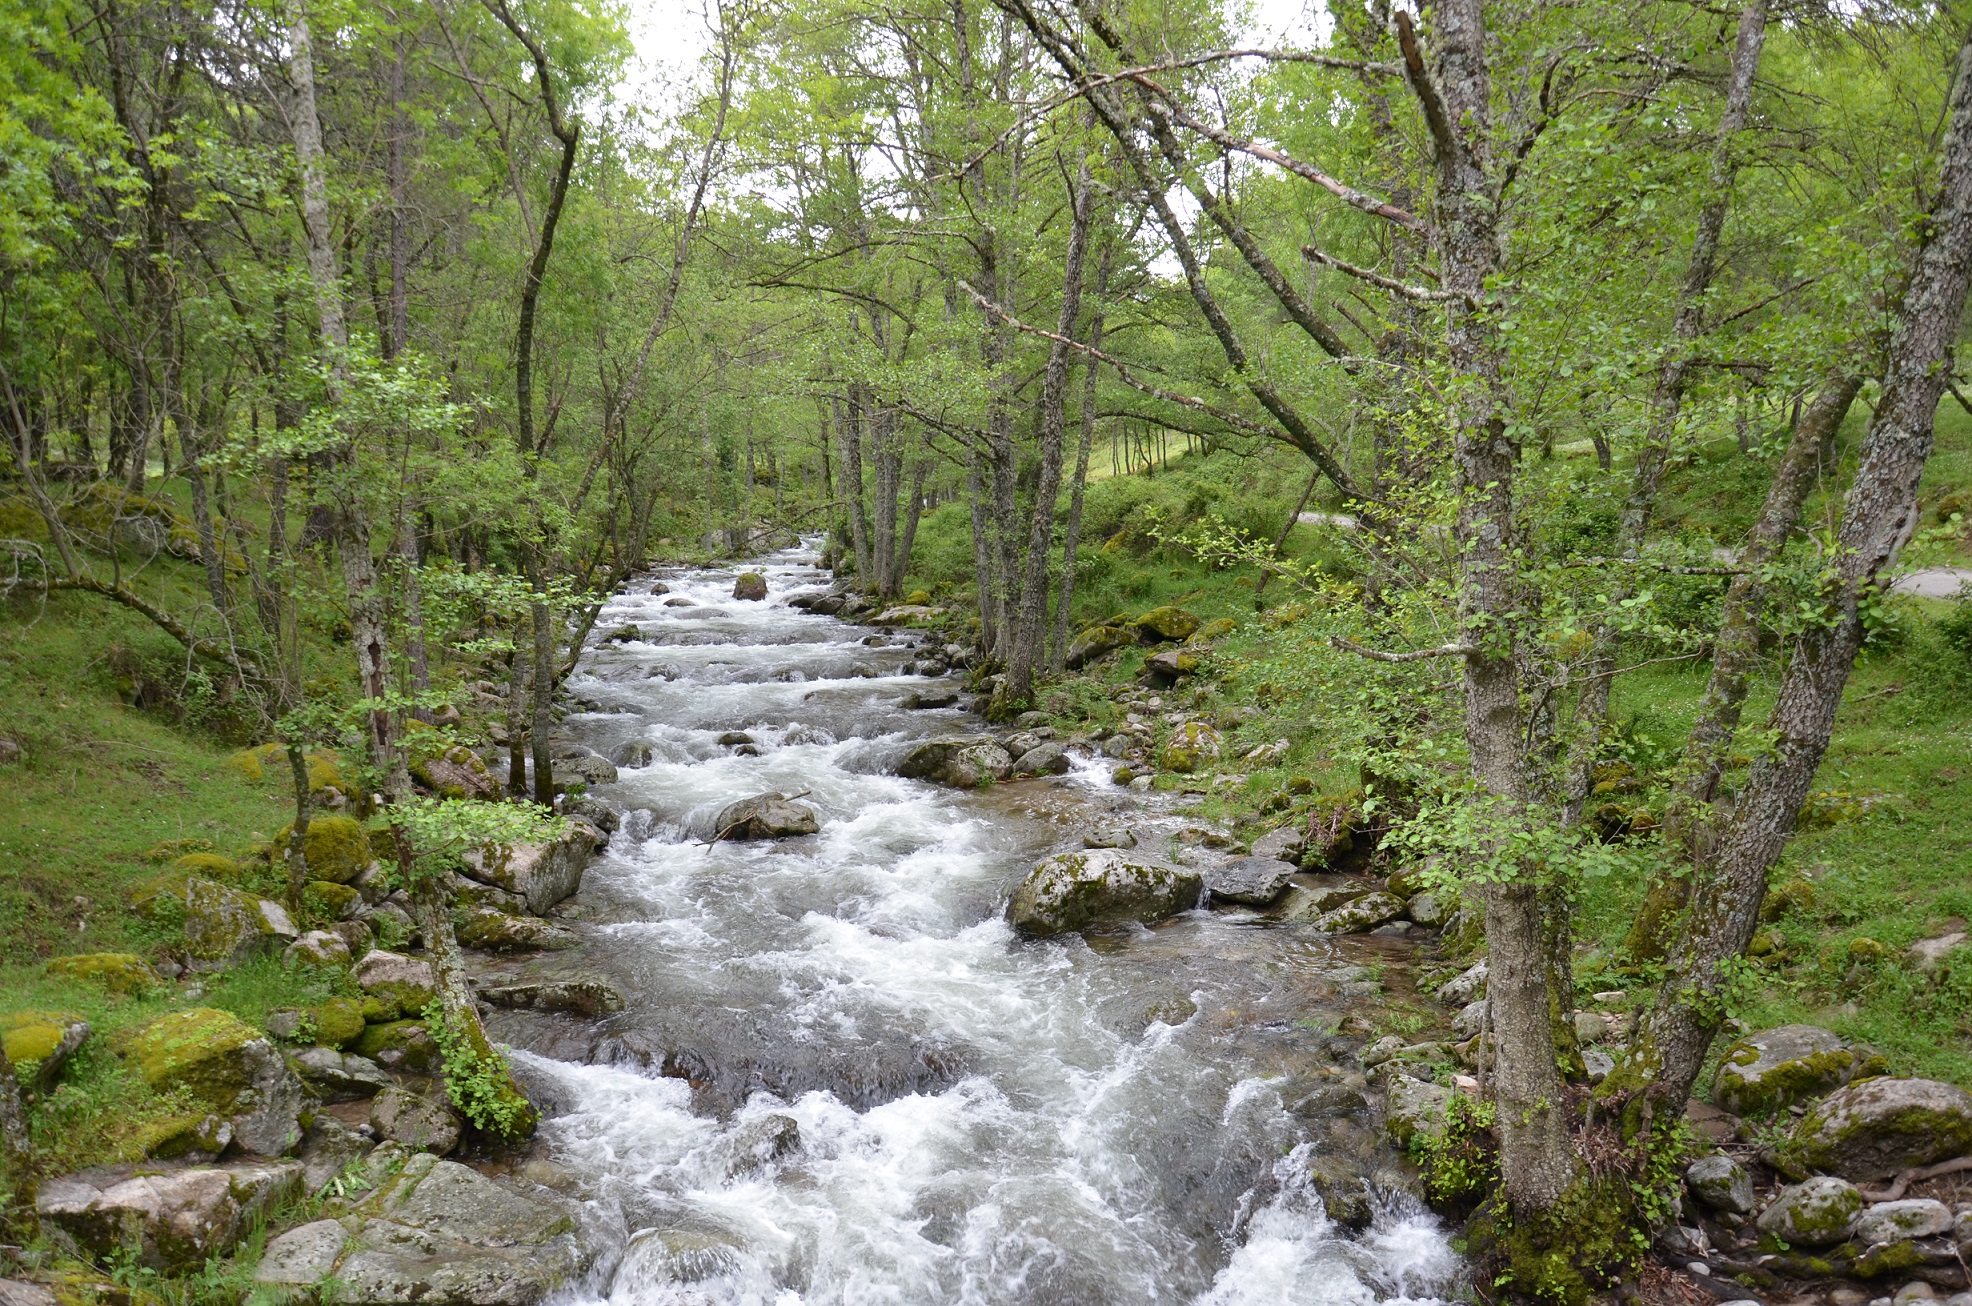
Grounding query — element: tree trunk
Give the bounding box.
[285,741,313,910]
[1622,29,1972,1115]
[839,386,874,584]
[1050,244,1111,672]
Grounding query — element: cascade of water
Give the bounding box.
[492,543,1460,1306]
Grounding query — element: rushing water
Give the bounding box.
[485,544,1460,1306]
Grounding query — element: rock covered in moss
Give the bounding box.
[1713,1024,1885,1117]
[284,929,350,969]
[303,879,360,921]
[1854,1198,1954,1246]
[1141,648,1202,686]
[275,815,375,885]
[1159,722,1222,774]
[1756,1176,1863,1246]
[1779,1077,1972,1181]
[897,737,1014,787]
[457,907,580,953]
[36,1159,304,1270]
[1310,891,1406,935]
[1382,1072,1455,1148]
[44,952,158,996]
[1405,891,1449,928]
[1205,856,1297,906]
[1007,848,1203,937]
[870,604,946,627]
[459,823,602,914]
[1132,606,1200,642]
[477,977,626,1018]
[171,852,242,881]
[1065,623,1135,669]
[353,949,438,1019]
[349,1020,439,1074]
[713,791,821,840]
[1189,616,1237,643]
[186,879,297,969]
[1,1012,87,1090]
[411,744,502,800]
[127,1009,303,1155]
[1686,1154,1755,1214]
[733,572,768,601]
[313,996,366,1048]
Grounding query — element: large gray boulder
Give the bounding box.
[1383,1073,1455,1148]
[371,1084,464,1155]
[1205,856,1297,906]
[460,823,602,915]
[456,908,580,953]
[1438,961,1488,1006]
[1854,1199,1954,1246]
[1012,742,1070,776]
[1007,849,1203,937]
[127,1008,303,1157]
[175,878,297,971]
[353,950,438,1021]
[1756,1176,1863,1246]
[290,1046,391,1102]
[477,978,625,1018]
[1779,1077,1972,1181]
[713,792,821,840]
[1249,825,1307,865]
[897,737,1014,787]
[1713,1024,1884,1117]
[1310,891,1406,934]
[553,750,618,787]
[38,1160,304,1270]
[256,1153,592,1306]
[1686,1155,1755,1215]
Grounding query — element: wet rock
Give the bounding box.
[713,791,821,840]
[1406,891,1449,929]
[1687,1155,1755,1215]
[1438,961,1488,1006]
[1779,1077,1972,1181]
[1159,722,1222,774]
[733,572,768,601]
[37,1160,305,1270]
[1205,856,1297,906]
[613,1221,744,1292]
[904,688,960,709]
[603,623,642,643]
[129,1009,303,1156]
[563,794,619,836]
[1082,825,1137,849]
[1007,849,1204,938]
[478,978,626,1018]
[1855,1199,1954,1246]
[1757,1176,1864,1246]
[371,1084,463,1154]
[291,1046,391,1102]
[1248,826,1306,865]
[457,907,580,953]
[1132,606,1201,642]
[664,595,696,608]
[353,950,438,1020]
[611,741,654,768]
[297,1114,376,1192]
[1012,742,1070,776]
[1065,624,1134,669]
[1383,1073,1455,1147]
[1304,1152,1374,1230]
[554,751,618,786]
[725,1114,802,1176]
[460,822,601,914]
[284,929,350,969]
[1714,1024,1885,1117]
[897,737,1014,787]
[1311,891,1406,935]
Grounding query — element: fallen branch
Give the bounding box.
[1330,636,1474,663]
[1857,1153,1972,1202]
[48,576,264,677]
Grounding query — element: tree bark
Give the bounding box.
[1050,243,1112,672]
[1622,28,1972,1114]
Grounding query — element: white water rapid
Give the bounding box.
[486,544,1461,1306]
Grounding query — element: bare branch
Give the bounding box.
[1303,245,1468,303]
[1331,636,1475,663]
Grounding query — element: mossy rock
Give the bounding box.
[139,1111,234,1160]
[130,868,197,920]
[1131,606,1201,642]
[1157,722,1222,774]
[349,1019,438,1073]
[311,997,365,1049]
[274,815,373,885]
[2,1010,81,1064]
[45,952,157,996]
[1188,617,1237,643]
[304,880,359,921]
[143,837,215,863]
[904,590,932,605]
[129,1008,265,1103]
[172,852,242,882]
[1714,1025,1880,1117]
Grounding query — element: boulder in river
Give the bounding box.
[603,623,642,643]
[1082,825,1136,849]
[1007,848,1203,937]
[1713,1024,1885,1117]
[714,792,821,839]
[478,977,626,1018]
[1756,1176,1863,1246]
[1777,1076,1972,1180]
[460,822,602,914]
[457,908,580,953]
[553,750,618,786]
[1205,856,1297,906]
[904,688,960,709]
[733,572,768,601]
[1310,890,1406,934]
[897,737,1014,787]
[1012,742,1070,776]
[38,1159,304,1270]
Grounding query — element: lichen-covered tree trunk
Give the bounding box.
[284,742,313,909]
[1621,29,1972,1114]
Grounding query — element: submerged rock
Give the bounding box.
[713,792,821,840]
[1713,1024,1884,1117]
[1006,849,1203,937]
[1779,1077,1972,1181]
[1082,825,1137,850]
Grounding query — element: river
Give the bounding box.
[482,543,1460,1306]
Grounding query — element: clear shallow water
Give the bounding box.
[494,544,1460,1306]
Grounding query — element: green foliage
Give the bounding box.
[1409,1095,1499,1206]
[421,1000,531,1140]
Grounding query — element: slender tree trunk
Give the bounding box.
[1005,158,1093,705]
[1622,33,1972,1112]
[839,385,874,584]
[892,455,929,594]
[506,639,528,795]
[388,31,410,359]
[285,742,313,910]
[1050,245,1111,672]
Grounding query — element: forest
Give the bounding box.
[4,0,1972,1301]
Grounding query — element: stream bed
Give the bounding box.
[478,544,1460,1306]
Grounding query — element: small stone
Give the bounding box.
[1894,1285,1939,1306]
[1573,1011,1610,1044]
[1686,1155,1756,1215]
[1082,826,1136,850]
[1438,961,1488,1006]
[1909,932,1969,970]
[1359,1035,1404,1068]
